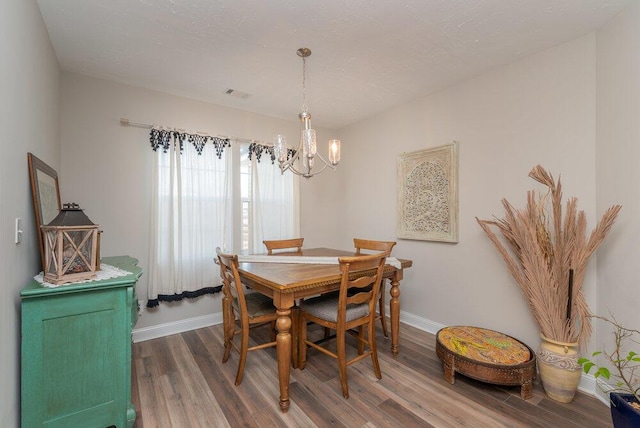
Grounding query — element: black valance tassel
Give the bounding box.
[146,285,223,308]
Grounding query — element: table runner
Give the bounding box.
[237,254,402,269]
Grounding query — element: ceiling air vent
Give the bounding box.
[224,88,251,99]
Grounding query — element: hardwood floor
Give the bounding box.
[131,322,612,427]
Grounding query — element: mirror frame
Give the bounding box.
[28,153,61,272]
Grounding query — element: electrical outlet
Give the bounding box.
[15,218,23,244]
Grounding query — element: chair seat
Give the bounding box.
[300,294,369,323]
[233,293,275,318]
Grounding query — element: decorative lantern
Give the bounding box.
[42,203,99,284]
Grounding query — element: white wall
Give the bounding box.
[59,73,338,332]
[337,34,600,350]
[298,152,345,248]
[0,0,60,426]
[594,0,640,392]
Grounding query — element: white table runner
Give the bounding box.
[237,255,402,269]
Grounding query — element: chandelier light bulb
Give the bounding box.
[274,134,287,163]
[329,140,341,165]
[303,129,317,158]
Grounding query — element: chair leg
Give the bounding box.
[222,298,233,363]
[337,329,349,398]
[299,312,307,370]
[235,319,250,386]
[379,280,389,337]
[357,325,365,355]
[369,321,382,380]
[269,320,277,342]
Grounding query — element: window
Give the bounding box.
[239,143,252,253]
[147,132,298,307]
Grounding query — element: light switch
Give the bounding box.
[15,218,23,244]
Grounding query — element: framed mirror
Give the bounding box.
[28,153,61,271]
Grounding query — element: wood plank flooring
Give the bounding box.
[131,322,612,427]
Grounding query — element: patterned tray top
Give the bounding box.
[438,326,531,366]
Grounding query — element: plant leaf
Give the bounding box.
[596,367,611,379]
[580,360,595,373]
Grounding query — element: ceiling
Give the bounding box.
[36,0,631,129]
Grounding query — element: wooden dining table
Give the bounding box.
[237,247,413,413]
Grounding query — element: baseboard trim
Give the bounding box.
[398,308,447,334]
[132,313,223,343]
[592,378,612,407]
[578,372,599,401]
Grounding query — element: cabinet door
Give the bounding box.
[22,287,130,428]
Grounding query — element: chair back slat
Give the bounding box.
[346,275,377,306]
[347,291,371,306]
[349,274,377,290]
[354,238,396,255]
[263,238,304,255]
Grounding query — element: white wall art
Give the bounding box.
[397,142,458,242]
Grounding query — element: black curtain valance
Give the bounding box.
[247,141,296,165]
[149,128,297,164]
[149,128,231,158]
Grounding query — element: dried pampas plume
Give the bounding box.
[476,165,621,347]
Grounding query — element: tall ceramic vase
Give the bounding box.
[536,334,582,403]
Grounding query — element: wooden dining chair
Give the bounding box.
[263,238,304,255]
[298,252,387,398]
[354,238,396,337]
[216,248,278,386]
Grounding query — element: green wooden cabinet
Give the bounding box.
[21,256,142,428]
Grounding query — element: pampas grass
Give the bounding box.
[476,165,621,347]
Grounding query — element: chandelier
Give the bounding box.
[274,48,341,178]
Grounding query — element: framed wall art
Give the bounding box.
[397,141,458,242]
[28,152,62,271]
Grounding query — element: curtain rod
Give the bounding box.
[119,117,272,146]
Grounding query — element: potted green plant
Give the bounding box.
[476,165,622,402]
[579,315,640,428]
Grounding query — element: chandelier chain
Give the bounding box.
[301,56,308,113]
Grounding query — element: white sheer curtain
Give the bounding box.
[148,137,232,306]
[249,153,300,254]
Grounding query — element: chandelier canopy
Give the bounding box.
[274,48,341,178]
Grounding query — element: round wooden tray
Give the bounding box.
[435,326,536,400]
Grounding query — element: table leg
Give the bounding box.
[390,273,401,356]
[275,307,292,413]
